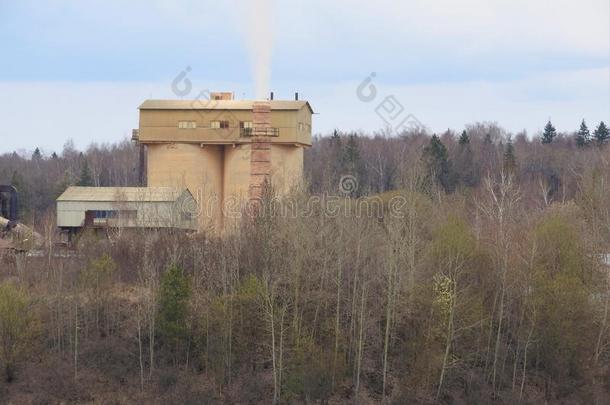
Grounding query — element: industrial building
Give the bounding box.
[56,187,198,232]
[134,92,313,231]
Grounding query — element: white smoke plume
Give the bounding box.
[241,0,274,100]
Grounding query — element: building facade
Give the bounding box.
[136,94,313,231]
[56,187,198,231]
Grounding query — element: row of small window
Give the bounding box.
[178,121,254,129]
[92,210,137,219]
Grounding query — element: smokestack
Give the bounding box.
[270,91,274,100]
[295,92,299,101]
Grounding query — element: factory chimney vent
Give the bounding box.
[270,91,274,100]
[295,92,299,101]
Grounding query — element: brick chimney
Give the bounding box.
[249,101,272,200]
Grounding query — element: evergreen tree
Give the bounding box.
[455,131,479,188]
[342,133,361,172]
[422,135,455,192]
[31,148,42,160]
[78,160,94,186]
[594,121,609,146]
[484,133,493,144]
[458,130,470,146]
[51,152,58,160]
[542,120,557,144]
[9,171,28,218]
[503,138,517,173]
[158,264,191,361]
[55,170,74,199]
[575,120,590,148]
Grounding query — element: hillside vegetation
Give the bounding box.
[0,122,609,403]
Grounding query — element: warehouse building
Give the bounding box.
[56,187,198,232]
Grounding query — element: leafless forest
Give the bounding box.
[1,122,609,404]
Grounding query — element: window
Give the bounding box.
[211,120,230,129]
[178,121,196,129]
[298,122,304,131]
[240,121,253,129]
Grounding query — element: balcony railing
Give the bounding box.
[240,127,280,137]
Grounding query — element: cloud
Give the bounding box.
[0,0,607,152]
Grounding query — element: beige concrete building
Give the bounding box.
[135,93,313,231]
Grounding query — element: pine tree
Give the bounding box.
[78,160,94,187]
[158,264,191,362]
[484,133,493,144]
[342,134,361,171]
[422,135,455,192]
[542,120,557,144]
[51,152,58,160]
[575,120,590,148]
[31,148,42,160]
[503,138,517,173]
[594,121,609,146]
[458,130,470,146]
[9,171,27,218]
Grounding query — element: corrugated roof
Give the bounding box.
[139,99,314,114]
[57,187,190,202]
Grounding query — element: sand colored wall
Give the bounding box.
[147,143,223,231]
[139,101,311,231]
[222,144,252,224]
[139,108,311,145]
[270,145,304,195]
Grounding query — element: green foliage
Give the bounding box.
[458,130,470,146]
[31,147,42,160]
[283,336,334,402]
[430,216,476,262]
[422,135,455,193]
[341,134,366,194]
[533,215,594,382]
[79,253,116,290]
[78,159,94,186]
[0,282,37,382]
[10,170,29,218]
[575,119,590,147]
[593,121,609,146]
[157,264,191,349]
[503,138,517,173]
[542,120,557,144]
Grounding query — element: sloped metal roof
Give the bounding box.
[139,99,314,114]
[57,187,191,202]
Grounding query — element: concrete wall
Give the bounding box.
[270,145,304,195]
[139,107,312,145]
[147,143,223,231]
[140,104,311,231]
[56,199,198,230]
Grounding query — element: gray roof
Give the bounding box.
[139,99,314,114]
[57,187,191,202]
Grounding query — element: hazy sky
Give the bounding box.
[0,0,609,153]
